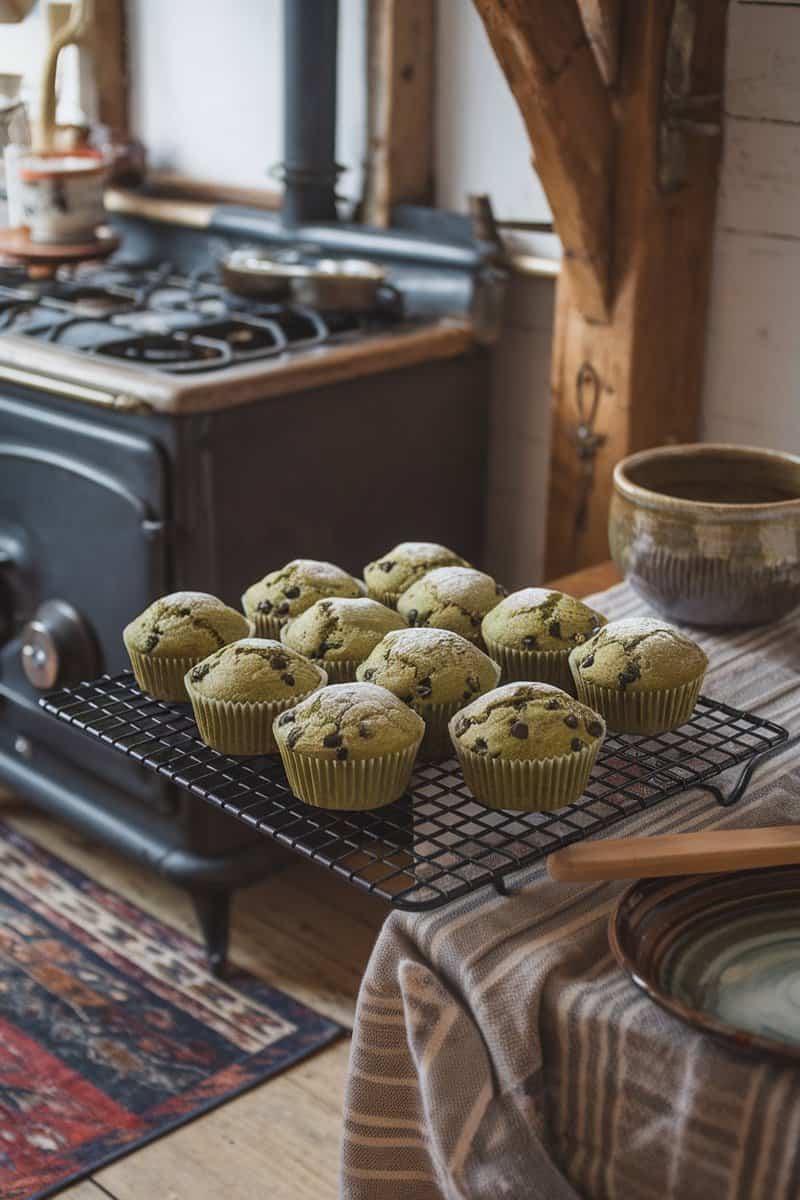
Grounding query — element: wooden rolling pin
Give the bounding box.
[547,826,800,882]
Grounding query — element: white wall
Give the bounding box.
[126,0,368,209]
[701,0,800,452]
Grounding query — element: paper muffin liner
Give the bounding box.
[126,647,200,702]
[365,586,402,610]
[276,738,422,810]
[449,730,600,812]
[242,603,285,641]
[185,673,326,756]
[569,673,704,734]
[415,700,469,763]
[482,636,574,692]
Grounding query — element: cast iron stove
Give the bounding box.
[0,210,493,974]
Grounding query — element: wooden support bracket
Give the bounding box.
[472,0,730,576]
[473,0,614,321]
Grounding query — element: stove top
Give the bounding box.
[0,260,405,375]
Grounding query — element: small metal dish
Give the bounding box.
[218,249,304,299]
[289,257,389,313]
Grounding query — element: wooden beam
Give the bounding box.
[544,0,730,576]
[472,0,614,320]
[578,0,622,87]
[363,0,435,228]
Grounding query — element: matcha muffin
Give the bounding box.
[397,566,504,645]
[363,541,469,607]
[449,681,605,811]
[356,627,501,762]
[184,637,326,755]
[273,682,425,810]
[242,559,363,638]
[569,617,708,734]
[123,591,250,701]
[482,587,607,690]
[280,596,406,683]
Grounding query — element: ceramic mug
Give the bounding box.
[18,148,107,243]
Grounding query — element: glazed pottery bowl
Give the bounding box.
[610,867,800,1061]
[609,443,800,627]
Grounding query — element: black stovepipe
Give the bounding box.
[281,0,341,226]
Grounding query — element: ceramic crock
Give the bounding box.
[609,443,800,627]
[19,148,107,243]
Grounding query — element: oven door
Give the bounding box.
[0,392,168,690]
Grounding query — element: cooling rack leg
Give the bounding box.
[700,735,800,809]
[190,887,231,978]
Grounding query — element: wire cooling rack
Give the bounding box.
[40,673,789,910]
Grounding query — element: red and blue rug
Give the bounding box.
[0,819,341,1200]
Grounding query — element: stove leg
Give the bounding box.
[190,888,231,978]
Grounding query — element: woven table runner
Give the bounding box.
[341,582,800,1200]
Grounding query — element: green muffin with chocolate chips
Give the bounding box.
[185,637,326,755]
[273,682,425,810]
[481,588,606,690]
[123,591,250,701]
[281,596,406,682]
[242,559,363,638]
[356,627,501,762]
[397,566,504,645]
[448,681,605,811]
[569,617,708,734]
[363,541,469,608]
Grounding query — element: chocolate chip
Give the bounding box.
[618,663,640,690]
[454,716,470,737]
[276,601,290,616]
[510,721,528,739]
[564,714,579,728]
[271,655,287,671]
[284,586,300,599]
[281,673,295,686]
[336,746,348,761]
[287,726,303,748]
[470,615,481,628]
[522,635,538,650]
[548,620,562,640]
[379,560,394,573]
[582,654,595,669]
[190,662,211,682]
[417,677,432,698]
[317,642,332,657]
[278,710,295,726]
[362,668,376,681]
[144,633,159,654]
[323,732,342,748]
[473,737,488,753]
[257,599,273,614]
[358,722,372,738]
[571,737,584,751]
[467,675,481,693]
[587,720,603,737]
[462,690,473,701]
[546,698,561,710]
[406,608,418,625]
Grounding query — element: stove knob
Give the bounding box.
[20,600,100,691]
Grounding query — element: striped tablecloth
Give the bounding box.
[341,582,800,1200]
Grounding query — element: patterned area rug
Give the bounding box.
[0,820,341,1200]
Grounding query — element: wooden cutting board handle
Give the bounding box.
[547,826,800,882]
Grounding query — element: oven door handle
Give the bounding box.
[0,364,149,413]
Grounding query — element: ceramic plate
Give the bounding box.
[610,866,800,1060]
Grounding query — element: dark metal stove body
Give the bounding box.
[0,210,491,971]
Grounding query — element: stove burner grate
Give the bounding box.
[100,332,231,371]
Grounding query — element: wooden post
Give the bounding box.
[363,0,435,227]
[472,0,729,576]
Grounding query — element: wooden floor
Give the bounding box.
[0,792,388,1200]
